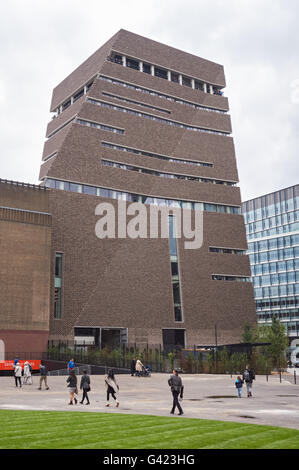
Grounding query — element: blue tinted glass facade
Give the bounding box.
[242,185,299,347]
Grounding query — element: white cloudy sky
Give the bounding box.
[0,0,298,201]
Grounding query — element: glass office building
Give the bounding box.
[242,185,299,362]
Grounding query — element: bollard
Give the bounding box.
[294,370,297,385]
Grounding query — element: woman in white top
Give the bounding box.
[135,359,144,377]
[14,362,22,388]
[105,369,119,407]
[23,361,32,385]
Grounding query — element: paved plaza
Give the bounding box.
[1,373,299,430]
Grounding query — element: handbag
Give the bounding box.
[85,385,91,392]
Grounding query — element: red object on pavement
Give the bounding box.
[0,360,41,371]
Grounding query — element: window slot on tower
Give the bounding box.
[182,76,192,87]
[126,58,139,70]
[171,72,179,83]
[154,67,168,80]
[168,216,183,322]
[142,63,151,74]
[54,253,63,319]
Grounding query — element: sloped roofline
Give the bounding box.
[50,29,226,112]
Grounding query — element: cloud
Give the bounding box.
[0,0,298,200]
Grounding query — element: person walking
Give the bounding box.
[130,357,136,377]
[38,361,49,390]
[79,369,91,405]
[235,376,244,398]
[23,361,32,385]
[13,359,19,378]
[243,364,255,397]
[105,369,119,407]
[67,369,78,405]
[135,359,143,377]
[14,362,22,388]
[168,369,184,415]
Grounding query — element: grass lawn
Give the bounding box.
[0,410,299,449]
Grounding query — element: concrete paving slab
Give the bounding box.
[1,373,299,430]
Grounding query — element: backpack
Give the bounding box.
[243,370,250,382]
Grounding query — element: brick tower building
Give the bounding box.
[37,29,256,350]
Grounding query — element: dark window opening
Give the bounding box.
[174,306,183,322]
[126,58,139,70]
[86,81,94,90]
[195,81,204,91]
[171,262,179,276]
[131,194,140,202]
[74,327,95,337]
[74,327,127,348]
[54,253,63,319]
[101,329,121,348]
[54,288,61,318]
[113,54,123,65]
[182,76,191,87]
[172,282,181,305]
[62,100,71,111]
[171,72,179,83]
[155,67,168,80]
[102,328,128,348]
[162,329,185,352]
[55,253,63,277]
[142,63,151,74]
[73,89,84,102]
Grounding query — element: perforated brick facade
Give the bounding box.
[1,30,256,354]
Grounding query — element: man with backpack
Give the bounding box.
[38,361,49,390]
[243,364,255,397]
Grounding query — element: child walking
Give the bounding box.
[235,376,244,398]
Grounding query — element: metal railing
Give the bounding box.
[47,363,130,376]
